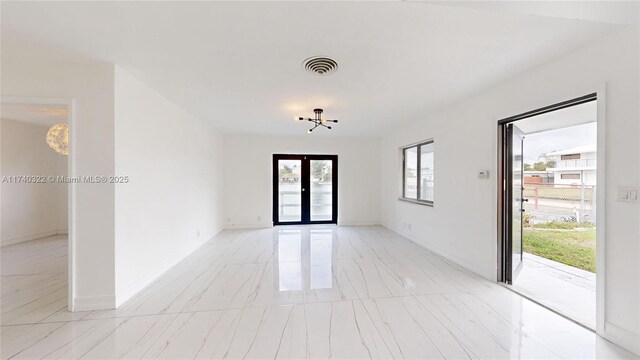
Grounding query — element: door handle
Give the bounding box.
[522,198,529,202]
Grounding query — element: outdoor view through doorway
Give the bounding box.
[273,154,338,225]
[500,97,598,329]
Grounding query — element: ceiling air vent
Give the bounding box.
[303,56,338,75]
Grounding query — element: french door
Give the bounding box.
[273,154,338,225]
[503,123,525,283]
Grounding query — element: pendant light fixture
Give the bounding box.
[296,108,338,134]
[46,123,69,155]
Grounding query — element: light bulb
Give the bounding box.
[308,129,313,134]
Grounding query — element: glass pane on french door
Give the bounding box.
[278,159,302,222]
[310,160,333,221]
[510,124,525,280]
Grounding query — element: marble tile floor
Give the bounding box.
[1,235,70,327]
[511,252,596,330]
[1,227,636,359]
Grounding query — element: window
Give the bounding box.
[403,147,418,198]
[402,140,434,205]
[561,153,580,160]
[561,173,580,180]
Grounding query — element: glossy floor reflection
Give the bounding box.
[1,226,635,359]
[511,252,596,329]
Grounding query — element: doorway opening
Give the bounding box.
[273,154,338,225]
[498,94,599,329]
[1,97,75,322]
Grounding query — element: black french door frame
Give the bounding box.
[502,123,525,284]
[273,154,338,225]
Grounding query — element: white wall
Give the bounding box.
[1,61,116,311]
[223,135,380,228]
[380,26,639,354]
[1,119,67,246]
[114,67,224,305]
[1,63,226,310]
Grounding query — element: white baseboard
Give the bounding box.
[381,223,639,356]
[114,228,223,307]
[115,261,179,308]
[224,222,273,230]
[224,221,381,229]
[338,220,381,226]
[1,229,68,247]
[380,222,494,281]
[115,252,192,307]
[602,321,640,356]
[72,295,116,312]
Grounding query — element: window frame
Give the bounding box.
[561,173,581,180]
[400,139,434,206]
[561,153,581,160]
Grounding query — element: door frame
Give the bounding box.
[272,154,338,225]
[497,92,606,332]
[502,123,525,284]
[1,95,77,312]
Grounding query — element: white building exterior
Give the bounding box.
[545,145,596,186]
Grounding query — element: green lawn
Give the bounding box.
[530,220,595,230]
[523,227,596,272]
[523,186,594,201]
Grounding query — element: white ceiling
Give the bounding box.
[426,1,640,25]
[1,103,68,127]
[0,2,627,137]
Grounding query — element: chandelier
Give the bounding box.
[297,108,338,134]
[46,123,69,156]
